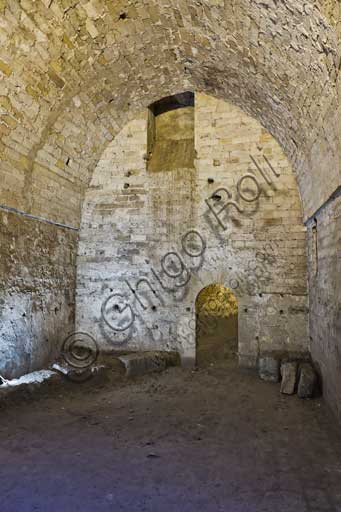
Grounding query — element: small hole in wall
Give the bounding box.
[255,336,259,341]
[291,137,298,148]
[119,12,127,20]
[244,308,248,313]
[126,171,132,177]
[152,306,157,311]
[66,157,70,166]
[124,183,130,189]
[259,293,263,297]
[186,307,191,312]
[279,310,284,315]
[22,312,26,317]
[113,304,120,311]
[212,194,222,201]
[208,178,214,184]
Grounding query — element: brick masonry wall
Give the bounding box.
[0,210,77,378]
[76,93,309,366]
[308,195,341,421]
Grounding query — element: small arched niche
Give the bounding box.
[196,284,238,367]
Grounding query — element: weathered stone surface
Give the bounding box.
[280,361,298,395]
[297,363,318,399]
[258,356,280,383]
[118,352,180,378]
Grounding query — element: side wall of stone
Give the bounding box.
[0,210,77,379]
[77,94,309,366]
[308,195,341,421]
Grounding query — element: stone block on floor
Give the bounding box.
[297,363,317,399]
[118,351,181,378]
[258,356,280,383]
[280,361,298,395]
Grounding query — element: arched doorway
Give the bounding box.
[196,284,238,367]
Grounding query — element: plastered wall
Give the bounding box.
[0,210,76,378]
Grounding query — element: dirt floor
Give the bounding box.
[0,360,341,512]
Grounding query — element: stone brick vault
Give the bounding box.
[0,1,340,421]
